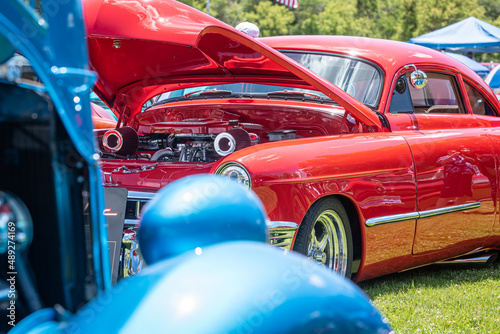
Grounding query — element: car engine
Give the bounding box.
[98,118,292,163]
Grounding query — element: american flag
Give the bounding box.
[276,0,299,8]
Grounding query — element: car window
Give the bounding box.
[389,72,464,114]
[407,72,465,114]
[464,81,498,116]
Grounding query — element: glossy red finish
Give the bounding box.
[89,0,500,281]
[101,160,214,192]
[132,100,347,139]
[222,133,417,221]
[91,103,116,129]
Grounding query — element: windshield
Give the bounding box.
[282,51,383,108]
[152,53,383,109]
[154,83,334,106]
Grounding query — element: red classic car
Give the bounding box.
[84,0,500,281]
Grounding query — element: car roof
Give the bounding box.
[260,35,480,79]
[261,35,500,110]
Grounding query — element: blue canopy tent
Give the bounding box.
[443,52,490,78]
[409,17,500,53]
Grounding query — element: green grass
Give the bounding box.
[358,260,500,333]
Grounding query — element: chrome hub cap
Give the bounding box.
[312,251,326,263]
[307,209,348,276]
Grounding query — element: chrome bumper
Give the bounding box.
[266,221,299,251]
[121,227,144,278]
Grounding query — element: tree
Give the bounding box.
[413,0,485,36]
[357,0,378,19]
[291,0,326,35]
[317,0,374,36]
[176,0,500,53]
[373,0,417,41]
[244,1,296,36]
[478,0,500,22]
[179,0,241,24]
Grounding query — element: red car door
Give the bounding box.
[386,68,496,255]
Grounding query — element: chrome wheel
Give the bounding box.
[294,198,353,278]
[307,210,348,275]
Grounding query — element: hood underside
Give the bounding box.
[83,0,381,129]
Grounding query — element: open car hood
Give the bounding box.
[83,0,381,129]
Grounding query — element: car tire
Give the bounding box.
[294,197,353,278]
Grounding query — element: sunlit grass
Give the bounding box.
[358,260,500,333]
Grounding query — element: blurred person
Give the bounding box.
[235,21,260,38]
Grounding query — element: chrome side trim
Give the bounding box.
[365,202,482,227]
[418,202,482,219]
[365,212,419,227]
[127,191,156,200]
[266,221,299,251]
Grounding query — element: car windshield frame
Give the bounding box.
[153,83,338,107]
[278,50,384,109]
[151,51,384,111]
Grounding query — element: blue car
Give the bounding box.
[485,64,500,101]
[0,1,393,333]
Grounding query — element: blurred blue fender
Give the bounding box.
[63,241,393,334]
[65,174,391,333]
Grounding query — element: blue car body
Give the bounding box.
[486,64,500,100]
[0,0,109,329]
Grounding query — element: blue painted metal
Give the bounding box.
[0,34,14,63]
[64,242,393,333]
[0,0,110,293]
[138,174,268,264]
[7,309,58,334]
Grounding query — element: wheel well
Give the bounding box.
[295,193,363,278]
[334,195,362,276]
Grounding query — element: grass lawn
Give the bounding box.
[358,260,500,333]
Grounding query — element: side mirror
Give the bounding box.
[406,64,427,89]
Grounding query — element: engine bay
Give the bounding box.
[96,103,352,163]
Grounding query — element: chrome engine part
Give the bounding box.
[214,128,252,156]
[102,126,139,155]
[100,120,256,163]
